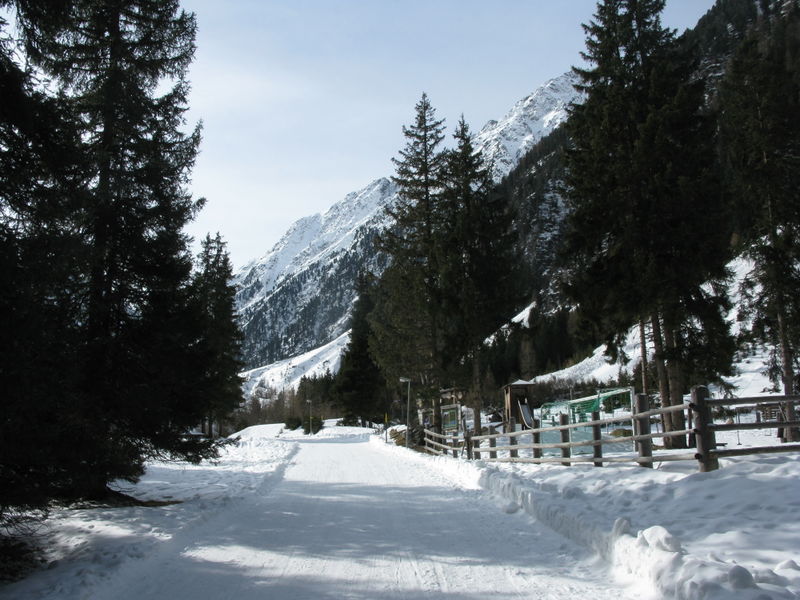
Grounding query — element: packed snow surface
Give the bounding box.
[3,422,798,600]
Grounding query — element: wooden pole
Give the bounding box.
[559,413,570,466]
[509,417,518,459]
[591,410,603,467]
[532,417,541,460]
[635,394,653,468]
[691,386,719,472]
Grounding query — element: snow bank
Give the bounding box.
[0,435,298,600]
[374,431,800,600]
[427,454,798,599]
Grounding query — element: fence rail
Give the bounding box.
[421,388,800,472]
[423,429,463,457]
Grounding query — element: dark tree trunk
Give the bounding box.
[662,316,687,449]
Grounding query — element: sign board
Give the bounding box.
[418,408,434,429]
[441,403,460,432]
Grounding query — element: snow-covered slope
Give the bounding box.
[476,71,583,180]
[235,178,395,313]
[235,71,583,379]
[234,178,395,369]
[240,331,351,399]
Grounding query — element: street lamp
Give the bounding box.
[306,398,312,435]
[399,377,411,448]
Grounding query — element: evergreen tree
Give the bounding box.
[0,13,89,518]
[191,233,245,437]
[14,0,219,494]
[333,274,387,426]
[720,0,800,437]
[564,0,734,444]
[371,93,446,397]
[438,117,522,433]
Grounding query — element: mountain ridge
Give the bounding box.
[235,71,584,382]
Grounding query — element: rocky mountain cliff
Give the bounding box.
[477,71,581,180]
[234,71,583,372]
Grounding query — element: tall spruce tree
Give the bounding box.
[564,0,733,444]
[14,0,220,494]
[0,13,89,518]
[371,93,446,398]
[333,274,387,426]
[438,117,522,434]
[720,0,800,438]
[191,233,244,438]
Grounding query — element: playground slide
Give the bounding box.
[517,400,535,429]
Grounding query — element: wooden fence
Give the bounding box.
[695,389,800,471]
[423,429,464,457]
[422,388,800,472]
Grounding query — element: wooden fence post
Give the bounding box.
[489,435,496,459]
[691,386,719,472]
[635,394,653,468]
[591,411,603,467]
[465,430,473,460]
[509,417,518,459]
[559,413,571,466]
[532,418,541,460]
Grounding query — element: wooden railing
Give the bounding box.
[693,387,800,471]
[423,388,800,472]
[423,429,464,457]
[470,400,697,468]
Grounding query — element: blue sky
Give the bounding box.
[182,0,718,268]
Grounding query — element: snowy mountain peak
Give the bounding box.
[476,70,583,180]
[234,177,397,313]
[235,71,583,383]
[234,177,398,369]
[317,177,396,248]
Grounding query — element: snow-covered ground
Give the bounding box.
[468,424,800,600]
[240,331,350,397]
[2,421,798,600]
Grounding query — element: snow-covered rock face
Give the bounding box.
[234,177,395,314]
[234,177,396,370]
[476,71,583,180]
[234,71,584,382]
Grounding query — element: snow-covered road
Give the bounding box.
[6,423,798,600]
[80,431,632,600]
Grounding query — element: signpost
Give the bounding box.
[441,404,460,433]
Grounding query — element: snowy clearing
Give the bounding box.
[1,423,798,600]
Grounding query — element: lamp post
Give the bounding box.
[306,398,312,435]
[399,377,411,448]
